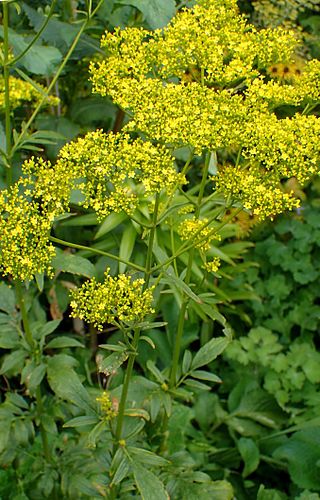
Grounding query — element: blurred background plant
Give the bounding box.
[0,1,320,499]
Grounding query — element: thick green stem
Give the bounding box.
[114,195,160,442]
[169,153,211,387]
[49,236,145,272]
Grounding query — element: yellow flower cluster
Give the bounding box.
[214,165,299,219]
[90,0,298,155]
[70,270,154,330]
[178,217,220,252]
[0,184,56,281]
[88,0,320,221]
[203,258,221,273]
[96,391,118,420]
[241,114,320,183]
[58,130,184,219]
[0,76,59,110]
[213,111,320,219]
[0,128,181,280]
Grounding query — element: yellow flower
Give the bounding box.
[70,270,154,330]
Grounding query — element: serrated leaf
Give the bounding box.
[0,26,62,75]
[47,355,94,412]
[51,249,96,278]
[117,0,176,29]
[133,463,169,500]
[191,337,230,370]
[98,351,129,375]
[273,428,320,489]
[238,437,260,477]
[45,336,84,349]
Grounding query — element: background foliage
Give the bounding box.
[0,1,320,499]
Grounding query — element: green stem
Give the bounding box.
[49,235,145,272]
[114,195,160,442]
[15,282,34,348]
[169,153,211,387]
[3,1,12,186]
[9,1,57,67]
[11,0,104,157]
[152,206,242,274]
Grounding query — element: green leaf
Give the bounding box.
[95,212,127,239]
[146,360,165,384]
[127,447,169,466]
[61,213,98,227]
[193,302,226,326]
[22,3,98,57]
[238,437,260,477]
[35,272,44,292]
[191,337,230,370]
[273,428,320,490]
[117,0,175,28]
[184,379,211,391]
[162,271,202,303]
[87,420,108,448]
[38,320,61,338]
[0,282,16,314]
[119,223,137,273]
[47,355,94,412]
[0,325,20,349]
[0,418,12,453]
[0,26,62,75]
[64,416,99,428]
[190,370,222,383]
[51,249,96,278]
[184,480,234,500]
[132,463,169,500]
[45,336,84,349]
[111,457,130,485]
[182,350,192,374]
[28,363,47,393]
[98,351,129,375]
[124,408,150,420]
[0,350,27,375]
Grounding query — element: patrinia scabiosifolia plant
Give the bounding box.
[2,0,320,497]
